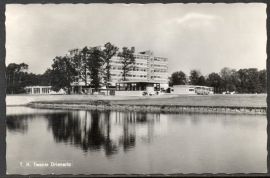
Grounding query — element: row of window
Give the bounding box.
[110,61,147,66]
[151,76,167,79]
[154,69,167,73]
[133,55,149,59]
[42,88,50,93]
[111,67,147,72]
[131,75,147,78]
[111,74,147,78]
[154,58,168,62]
[135,63,147,66]
[116,83,160,91]
[154,64,167,68]
[26,88,51,94]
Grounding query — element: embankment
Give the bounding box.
[27,100,267,115]
[6,94,176,106]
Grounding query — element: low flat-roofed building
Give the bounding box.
[25,86,52,94]
[173,85,214,95]
[25,86,66,95]
[173,85,197,95]
[115,81,161,96]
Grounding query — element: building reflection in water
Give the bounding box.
[45,110,162,158]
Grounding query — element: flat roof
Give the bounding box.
[116,80,160,84]
[173,85,213,88]
[173,85,196,87]
[25,86,52,88]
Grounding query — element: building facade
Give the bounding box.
[172,85,214,95]
[68,47,169,93]
[25,86,66,94]
[110,50,169,87]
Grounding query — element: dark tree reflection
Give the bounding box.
[6,115,29,134]
[12,109,161,158]
[119,112,136,152]
[46,110,119,157]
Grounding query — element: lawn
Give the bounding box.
[34,94,267,107]
[111,94,267,107]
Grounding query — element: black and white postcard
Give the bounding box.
[5,3,267,175]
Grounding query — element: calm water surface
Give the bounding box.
[6,106,267,174]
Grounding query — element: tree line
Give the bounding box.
[169,67,267,94]
[6,43,136,94]
[6,63,52,94]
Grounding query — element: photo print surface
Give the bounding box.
[5,3,267,175]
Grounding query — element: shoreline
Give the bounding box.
[26,101,267,115]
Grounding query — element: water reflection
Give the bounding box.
[6,115,29,134]
[45,110,161,158]
[6,107,267,174]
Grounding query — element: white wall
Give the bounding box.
[115,91,143,96]
[173,87,196,95]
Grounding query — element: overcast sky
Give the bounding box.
[6,3,266,76]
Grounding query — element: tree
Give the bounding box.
[189,69,201,85]
[228,70,240,92]
[40,68,53,86]
[6,63,29,94]
[258,69,266,93]
[103,42,119,88]
[197,75,206,86]
[206,72,222,93]
[245,68,261,93]
[169,71,187,86]
[87,47,105,90]
[237,68,261,93]
[219,67,237,91]
[51,56,77,93]
[237,69,248,93]
[73,47,91,87]
[118,47,135,81]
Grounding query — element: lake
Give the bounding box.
[6,106,267,174]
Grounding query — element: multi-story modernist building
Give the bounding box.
[68,47,169,93]
[109,49,169,89]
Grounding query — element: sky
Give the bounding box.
[6,3,267,76]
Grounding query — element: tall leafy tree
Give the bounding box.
[73,47,91,87]
[87,47,105,90]
[228,71,240,92]
[245,68,261,93]
[206,72,222,93]
[103,42,119,88]
[169,71,187,86]
[197,75,206,86]
[237,69,248,93]
[237,68,261,93]
[40,68,53,86]
[258,69,266,93]
[6,63,29,94]
[189,69,201,85]
[219,67,237,91]
[51,56,76,93]
[118,47,135,81]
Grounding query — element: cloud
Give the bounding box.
[176,13,217,24]
[169,13,218,29]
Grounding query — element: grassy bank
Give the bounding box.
[112,94,267,107]
[31,94,266,107]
